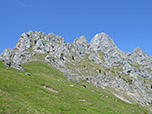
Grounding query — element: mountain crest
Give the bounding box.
[1,31,152,107]
[131,47,152,65]
[90,32,117,52]
[132,47,144,53]
[74,35,88,46]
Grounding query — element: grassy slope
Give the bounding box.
[0,61,150,114]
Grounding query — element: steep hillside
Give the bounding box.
[1,31,152,113]
[0,61,150,114]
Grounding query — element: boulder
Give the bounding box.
[25,72,31,76]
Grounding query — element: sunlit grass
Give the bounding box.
[0,61,150,114]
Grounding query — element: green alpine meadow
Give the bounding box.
[1,31,152,114]
[0,61,150,114]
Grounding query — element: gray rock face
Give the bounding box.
[16,32,32,51]
[89,54,102,64]
[131,47,152,65]
[90,33,117,52]
[1,30,152,107]
[33,39,46,53]
[0,48,15,60]
[74,35,89,47]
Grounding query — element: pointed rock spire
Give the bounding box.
[132,47,147,57]
[131,47,151,65]
[90,32,117,52]
[74,35,88,46]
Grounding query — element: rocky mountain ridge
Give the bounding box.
[1,31,152,108]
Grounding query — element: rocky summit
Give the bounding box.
[1,31,152,108]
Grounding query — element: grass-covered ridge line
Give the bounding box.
[0,61,150,114]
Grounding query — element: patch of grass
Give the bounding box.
[27,48,34,53]
[146,67,152,72]
[120,75,133,85]
[130,64,146,68]
[32,53,48,60]
[98,51,105,63]
[0,61,150,114]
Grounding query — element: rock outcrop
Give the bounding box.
[90,32,117,52]
[1,31,152,107]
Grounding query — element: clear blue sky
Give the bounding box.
[0,0,152,55]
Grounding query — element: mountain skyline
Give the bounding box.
[1,0,152,55]
[1,30,152,108]
[0,31,151,56]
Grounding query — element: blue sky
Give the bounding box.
[0,0,152,55]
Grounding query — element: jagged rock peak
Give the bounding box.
[132,47,144,54]
[1,30,152,107]
[74,35,88,46]
[90,32,117,52]
[132,47,149,57]
[131,47,152,65]
[15,31,65,52]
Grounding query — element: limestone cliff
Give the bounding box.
[1,31,152,107]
